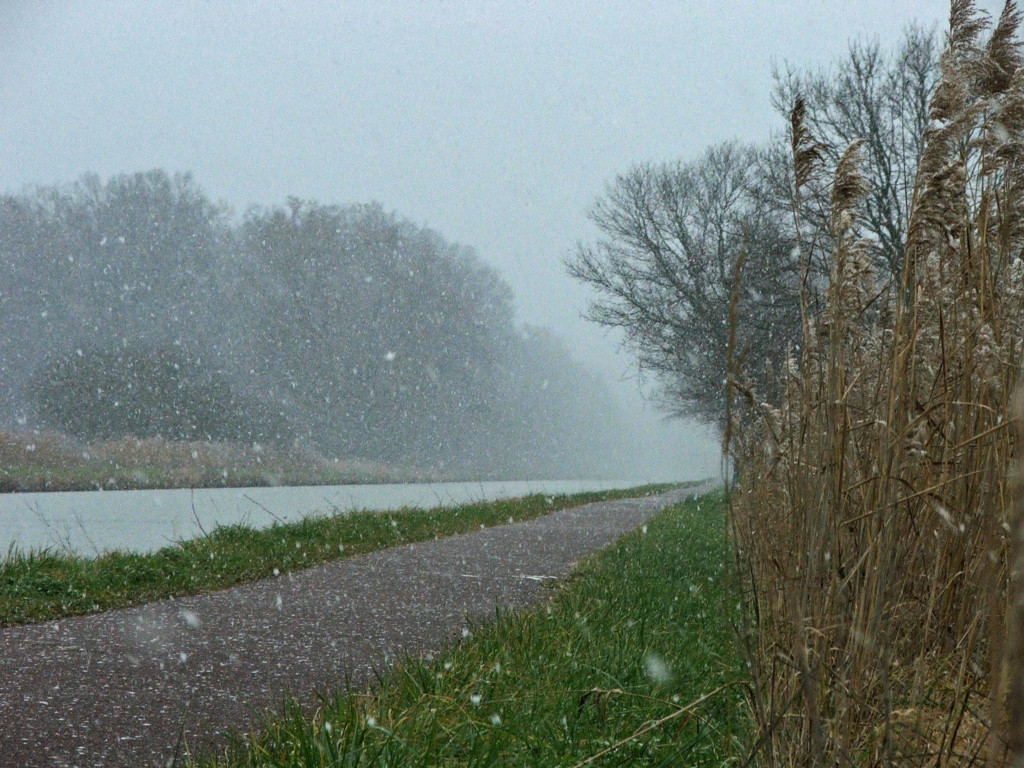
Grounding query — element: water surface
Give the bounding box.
[0,480,639,556]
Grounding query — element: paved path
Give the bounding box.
[0,483,714,767]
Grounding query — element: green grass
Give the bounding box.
[197,491,740,768]
[0,484,682,628]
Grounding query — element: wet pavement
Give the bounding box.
[0,484,714,767]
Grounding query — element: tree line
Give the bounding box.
[0,172,632,478]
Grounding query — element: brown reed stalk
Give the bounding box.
[729,2,1024,765]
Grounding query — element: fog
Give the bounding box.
[0,1,983,484]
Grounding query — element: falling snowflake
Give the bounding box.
[644,651,672,685]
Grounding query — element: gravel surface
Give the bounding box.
[0,483,714,767]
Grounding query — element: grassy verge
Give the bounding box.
[197,491,739,768]
[0,483,682,628]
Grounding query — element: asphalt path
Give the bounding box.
[0,482,715,767]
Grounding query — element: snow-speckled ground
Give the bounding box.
[0,483,715,767]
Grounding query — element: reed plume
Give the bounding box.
[729,2,1024,764]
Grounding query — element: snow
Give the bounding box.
[643,651,672,685]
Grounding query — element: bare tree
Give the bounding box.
[772,25,941,278]
[570,28,940,427]
[569,143,801,426]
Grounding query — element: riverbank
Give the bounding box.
[0,430,427,493]
[0,479,658,556]
[2,486,728,766]
[0,483,680,627]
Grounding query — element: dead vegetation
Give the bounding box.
[0,430,418,492]
[727,2,1024,764]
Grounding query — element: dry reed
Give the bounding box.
[728,2,1024,765]
[0,429,408,491]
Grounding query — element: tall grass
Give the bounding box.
[729,2,1024,764]
[0,430,423,492]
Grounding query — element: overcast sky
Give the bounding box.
[0,1,1003,477]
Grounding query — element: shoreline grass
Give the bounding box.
[0,483,683,628]
[196,490,739,768]
[0,430,430,493]
[0,430,657,493]
[0,464,424,494]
